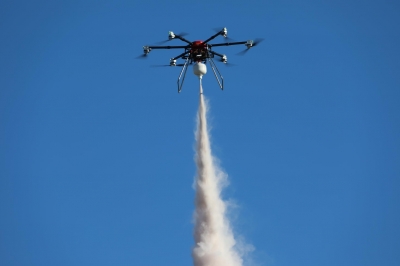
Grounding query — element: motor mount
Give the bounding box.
[245,40,254,49]
[221,27,228,38]
[221,55,227,63]
[143,46,151,55]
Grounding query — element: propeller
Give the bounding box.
[223,36,235,42]
[156,32,189,44]
[212,54,235,66]
[237,38,264,55]
[136,45,151,59]
[218,60,235,67]
[135,54,148,59]
[213,27,224,32]
[150,64,186,67]
[223,62,236,67]
[213,27,235,42]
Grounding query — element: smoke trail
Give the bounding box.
[192,83,243,266]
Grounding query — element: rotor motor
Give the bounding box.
[143,46,151,55]
[170,59,177,66]
[245,40,254,49]
[221,55,227,63]
[222,27,228,37]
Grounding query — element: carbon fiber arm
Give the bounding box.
[174,35,192,44]
[148,45,189,49]
[203,32,223,44]
[172,51,190,60]
[208,41,247,47]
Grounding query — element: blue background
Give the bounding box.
[1,1,399,265]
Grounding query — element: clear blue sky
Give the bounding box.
[1,1,399,265]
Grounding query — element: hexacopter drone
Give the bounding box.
[138,27,263,93]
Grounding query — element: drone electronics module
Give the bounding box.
[137,27,263,93]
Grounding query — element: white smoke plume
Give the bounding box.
[192,83,244,266]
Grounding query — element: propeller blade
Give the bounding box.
[236,38,264,55]
[253,38,264,46]
[176,32,189,37]
[218,60,235,67]
[155,40,169,44]
[155,32,189,44]
[150,65,170,67]
[213,27,233,42]
[150,63,186,67]
[136,54,148,59]
[224,36,235,42]
[236,49,249,56]
[213,27,225,33]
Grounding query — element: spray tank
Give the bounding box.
[193,62,207,78]
[193,62,207,94]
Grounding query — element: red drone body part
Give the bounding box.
[190,41,208,62]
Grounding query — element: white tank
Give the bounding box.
[193,62,207,77]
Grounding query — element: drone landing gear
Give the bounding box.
[177,58,224,93]
[208,57,224,90]
[177,58,190,93]
[177,59,224,93]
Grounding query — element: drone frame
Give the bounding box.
[141,28,260,93]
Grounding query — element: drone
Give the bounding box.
[138,27,263,93]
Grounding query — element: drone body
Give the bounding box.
[139,28,262,93]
